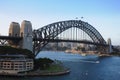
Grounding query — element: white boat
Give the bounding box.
[81,54,87,56]
[96,61,100,63]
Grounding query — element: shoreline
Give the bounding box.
[27,69,70,76]
[0,69,70,77]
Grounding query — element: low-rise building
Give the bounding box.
[0,54,34,74]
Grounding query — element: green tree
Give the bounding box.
[34,58,54,70]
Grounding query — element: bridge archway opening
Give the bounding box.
[56,27,93,42]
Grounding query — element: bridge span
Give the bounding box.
[0,20,112,57]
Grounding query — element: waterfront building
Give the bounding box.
[0,54,34,74]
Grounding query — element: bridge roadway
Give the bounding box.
[33,38,108,46]
[0,36,22,40]
[0,36,108,46]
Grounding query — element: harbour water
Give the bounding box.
[1,51,120,80]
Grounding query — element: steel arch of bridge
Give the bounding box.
[33,20,106,56]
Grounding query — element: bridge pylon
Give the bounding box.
[107,38,113,53]
[20,20,33,52]
[8,22,20,47]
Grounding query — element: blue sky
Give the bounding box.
[0,0,120,45]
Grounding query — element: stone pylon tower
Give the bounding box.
[107,38,113,53]
[8,22,20,47]
[9,22,20,37]
[20,20,33,52]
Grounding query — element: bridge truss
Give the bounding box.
[33,20,107,56]
[0,36,22,46]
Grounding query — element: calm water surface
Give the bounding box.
[1,51,120,80]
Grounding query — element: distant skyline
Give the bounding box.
[0,0,120,45]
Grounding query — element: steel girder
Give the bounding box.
[0,39,8,46]
[0,36,22,46]
[33,20,106,56]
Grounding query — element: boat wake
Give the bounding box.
[79,60,100,63]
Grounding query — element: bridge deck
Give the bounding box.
[0,36,108,46]
[0,36,22,40]
[33,38,108,46]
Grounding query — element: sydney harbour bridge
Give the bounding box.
[0,20,112,57]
